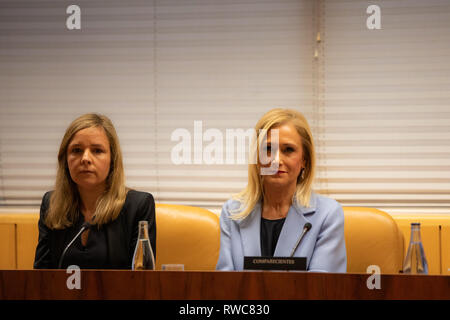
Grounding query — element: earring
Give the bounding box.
[300,168,305,180]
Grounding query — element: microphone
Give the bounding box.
[289,222,312,257]
[58,222,91,269]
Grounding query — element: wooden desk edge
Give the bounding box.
[0,270,448,300]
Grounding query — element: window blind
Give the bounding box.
[0,0,315,212]
[152,0,315,210]
[2,0,448,215]
[0,0,157,206]
[318,0,450,214]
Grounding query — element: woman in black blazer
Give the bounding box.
[34,113,156,269]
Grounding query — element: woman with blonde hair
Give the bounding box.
[216,108,346,272]
[34,113,156,269]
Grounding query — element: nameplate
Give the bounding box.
[243,256,306,271]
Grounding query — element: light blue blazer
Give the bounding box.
[216,192,347,272]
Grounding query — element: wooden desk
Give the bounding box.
[0,270,449,300]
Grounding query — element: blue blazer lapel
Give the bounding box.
[274,197,316,257]
[237,203,262,257]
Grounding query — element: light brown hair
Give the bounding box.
[45,113,127,229]
[231,108,316,220]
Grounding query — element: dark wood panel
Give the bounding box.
[0,270,449,300]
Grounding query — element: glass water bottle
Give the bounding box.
[402,223,428,274]
[132,221,155,270]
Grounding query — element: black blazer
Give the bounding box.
[34,189,156,269]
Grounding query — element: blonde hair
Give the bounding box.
[45,113,128,229]
[231,108,316,220]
